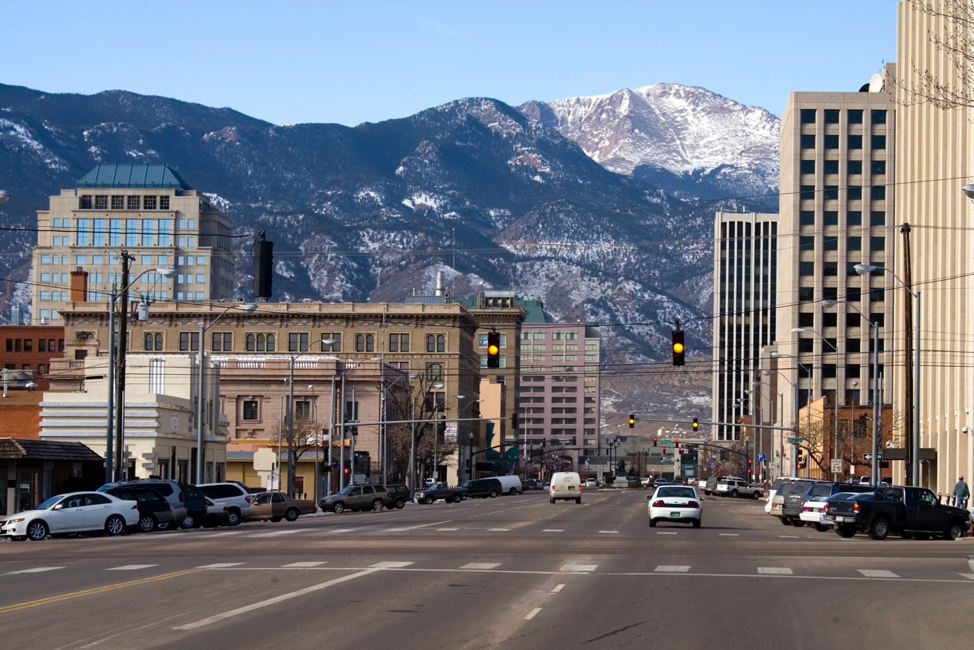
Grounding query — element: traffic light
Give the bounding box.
[511,412,519,429]
[628,413,635,428]
[487,331,500,369]
[692,417,699,431]
[671,330,685,366]
[796,449,805,470]
[253,231,274,299]
[343,466,349,475]
[653,437,658,447]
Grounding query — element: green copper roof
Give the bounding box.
[76,164,192,189]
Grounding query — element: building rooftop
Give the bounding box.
[76,164,192,190]
[0,438,102,461]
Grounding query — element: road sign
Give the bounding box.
[830,459,843,473]
[863,453,883,461]
[787,437,801,444]
[758,453,766,462]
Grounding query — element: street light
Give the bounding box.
[771,352,812,477]
[962,183,974,200]
[764,369,797,478]
[823,299,881,486]
[855,262,920,485]
[108,258,176,482]
[195,302,256,484]
[792,327,840,481]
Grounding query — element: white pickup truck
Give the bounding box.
[715,478,763,499]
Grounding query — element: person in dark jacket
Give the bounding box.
[953,476,970,510]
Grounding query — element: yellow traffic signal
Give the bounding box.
[628,414,635,428]
[672,330,685,366]
[487,331,500,368]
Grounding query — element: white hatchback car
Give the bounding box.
[1,491,140,541]
[647,484,702,528]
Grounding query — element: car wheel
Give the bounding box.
[836,525,857,538]
[423,496,434,505]
[285,508,300,522]
[138,514,156,533]
[26,520,49,541]
[944,520,965,540]
[812,523,829,532]
[868,517,890,540]
[489,490,498,498]
[105,515,126,536]
[452,494,462,504]
[333,502,345,515]
[227,509,241,527]
[393,498,405,510]
[779,517,791,526]
[731,490,739,498]
[649,518,657,527]
[371,499,384,512]
[575,497,581,504]
[549,497,555,504]
[791,519,806,527]
[509,488,517,496]
[752,491,761,500]
[692,519,701,529]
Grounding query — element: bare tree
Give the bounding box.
[895,0,974,109]
[276,416,320,495]
[382,373,457,488]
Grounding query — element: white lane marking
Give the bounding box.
[106,564,159,571]
[328,529,357,534]
[174,569,378,630]
[283,562,326,568]
[461,563,500,570]
[206,531,243,536]
[488,528,511,532]
[542,529,564,532]
[249,530,302,538]
[525,607,542,620]
[719,533,739,537]
[550,584,565,593]
[371,561,413,568]
[858,569,899,578]
[386,520,451,532]
[437,528,459,531]
[561,564,597,573]
[197,563,244,569]
[598,530,619,534]
[758,567,793,575]
[778,535,800,539]
[655,566,690,573]
[5,567,63,575]
[656,532,677,535]
[959,573,974,580]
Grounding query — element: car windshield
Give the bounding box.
[853,493,875,501]
[336,485,357,496]
[657,487,696,498]
[35,495,64,510]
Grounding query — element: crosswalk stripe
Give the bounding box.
[656,532,677,535]
[959,573,974,580]
[719,533,739,537]
[197,563,244,569]
[598,530,619,534]
[655,565,690,573]
[488,528,511,532]
[758,567,793,575]
[329,529,357,534]
[524,607,542,620]
[371,561,413,568]
[6,567,64,575]
[283,562,326,568]
[107,564,158,571]
[542,529,564,532]
[561,564,597,572]
[249,530,302,538]
[858,569,899,578]
[437,528,459,531]
[461,563,500,570]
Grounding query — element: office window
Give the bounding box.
[294,400,311,421]
[871,110,887,124]
[159,196,170,210]
[243,400,259,420]
[79,195,92,209]
[823,261,838,276]
[321,334,341,352]
[798,338,814,353]
[798,312,815,327]
[800,134,815,149]
[178,331,200,352]
[823,211,838,225]
[289,332,310,352]
[212,332,232,352]
[143,196,157,210]
[870,288,885,302]
[848,134,863,149]
[144,333,163,351]
[848,109,863,124]
[142,219,155,246]
[38,339,47,352]
[23,339,32,352]
[848,160,863,175]
[847,211,862,226]
[111,195,124,209]
[426,363,444,382]
[847,340,861,353]
[823,236,838,251]
[799,211,815,226]
[870,211,886,226]
[824,134,839,150]
[800,160,815,174]
[126,219,138,246]
[848,236,862,251]
[426,334,445,352]
[389,333,410,352]
[871,160,886,175]
[355,334,375,352]
[799,235,814,250]
[799,287,814,302]
[848,186,862,200]
[824,109,840,124]
[870,186,886,200]
[141,255,152,265]
[800,185,815,199]
[800,109,816,124]
[158,220,171,246]
[799,262,814,277]
[76,219,91,246]
[95,195,108,210]
[824,186,838,200]
[871,236,885,251]
[823,160,839,174]
[871,135,886,150]
[127,195,140,210]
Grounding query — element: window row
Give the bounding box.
[78,195,171,211]
[5,338,65,353]
[75,219,173,247]
[800,134,886,150]
[800,108,887,125]
[800,159,885,175]
[799,210,885,227]
[798,185,886,200]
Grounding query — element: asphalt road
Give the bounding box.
[1,489,972,649]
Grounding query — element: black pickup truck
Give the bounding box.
[415,483,468,504]
[826,485,971,540]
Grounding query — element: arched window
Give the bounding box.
[153,333,162,350]
[426,334,435,352]
[366,334,375,352]
[246,334,256,351]
[356,334,366,352]
[144,333,153,351]
[144,333,162,351]
[266,334,275,351]
[426,363,444,382]
[436,334,445,352]
[256,334,266,352]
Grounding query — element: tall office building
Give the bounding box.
[31,164,235,323]
[896,0,974,490]
[712,211,778,442]
[775,70,897,462]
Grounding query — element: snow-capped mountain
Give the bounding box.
[520,83,780,200]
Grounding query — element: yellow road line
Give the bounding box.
[0,569,197,614]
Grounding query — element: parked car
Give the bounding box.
[383,484,410,509]
[102,485,176,533]
[319,484,405,513]
[415,483,468,504]
[585,478,599,489]
[771,480,826,526]
[226,479,266,494]
[494,476,523,495]
[550,472,582,504]
[98,479,207,529]
[461,478,502,498]
[199,497,232,528]
[801,491,863,531]
[766,477,800,514]
[523,479,544,490]
[249,491,316,522]
[782,482,869,526]
[1,491,140,541]
[198,482,255,526]
[647,484,702,528]
[715,478,763,499]
[826,485,971,540]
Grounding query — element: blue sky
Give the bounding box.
[1,0,898,126]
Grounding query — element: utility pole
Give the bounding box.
[901,223,914,486]
[113,252,132,481]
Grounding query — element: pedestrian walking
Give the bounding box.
[953,475,970,510]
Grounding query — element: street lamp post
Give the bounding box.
[109,256,175,481]
[855,263,919,485]
[824,299,881,486]
[792,327,840,480]
[772,353,811,477]
[765,369,799,478]
[195,303,256,484]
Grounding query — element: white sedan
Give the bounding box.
[1,491,140,541]
[647,485,702,528]
[799,495,832,531]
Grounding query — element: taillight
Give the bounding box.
[653,500,665,507]
[854,502,860,513]
[245,495,254,504]
[687,501,699,508]
[131,504,138,509]
[178,491,185,503]
[802,505,812,512]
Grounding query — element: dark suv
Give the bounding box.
[98,480,207,529]
[319,484,407,514]
[461,478,502,498]
[101,486,175,532]
[782,481,871,526]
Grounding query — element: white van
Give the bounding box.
[549,472,582,504]
[494,475,523,496]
